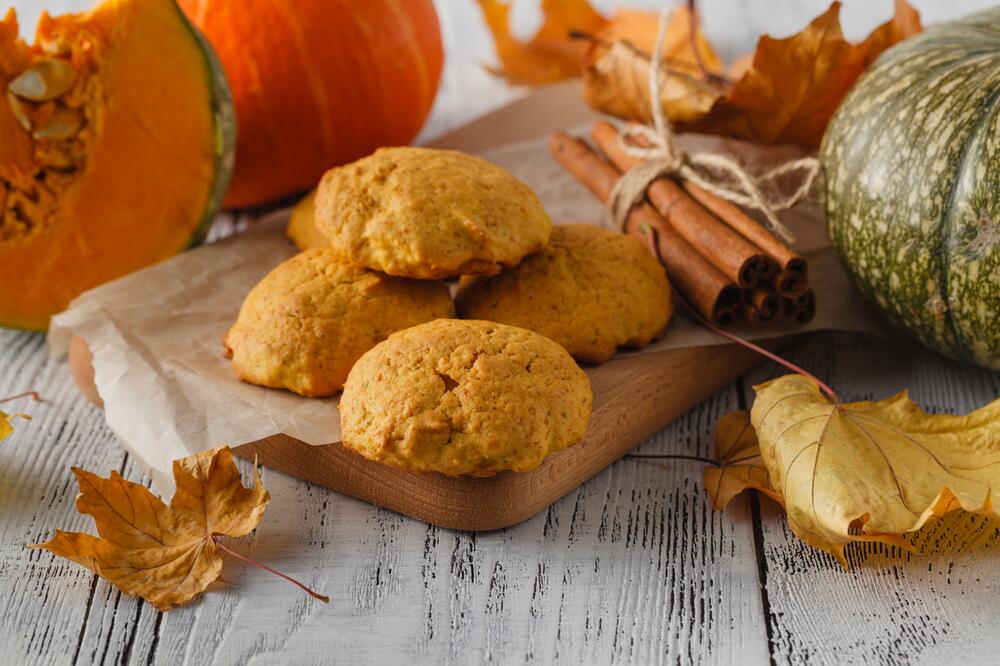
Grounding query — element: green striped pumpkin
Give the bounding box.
[820,8,1000,370]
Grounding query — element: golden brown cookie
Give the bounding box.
[340,319,592,476]
[314,147,552,279]
[224,248,454,397]
[456,224,672,363]
[285,190,327,250]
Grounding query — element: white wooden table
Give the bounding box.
[3,1,999,664]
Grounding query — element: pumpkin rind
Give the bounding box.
[820,8,1000,369]
[183,6,236,248]
[179,0,444,207]
[0,0,235,330]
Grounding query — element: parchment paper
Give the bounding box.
[48,96,885,491]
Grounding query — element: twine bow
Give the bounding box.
[608,7,819,244]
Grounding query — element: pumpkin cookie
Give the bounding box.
[224,248,454,397]
[285,190,327,250]
[456,224,672,363]
[314,147,552,279]
[340,319,592,476]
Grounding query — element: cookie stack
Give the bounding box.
[225,146,673,476]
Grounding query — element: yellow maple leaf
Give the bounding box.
[0,410,29,441]
[0,391,37,441]
[703,410,780,511]
[33,446,273,611]
[708,375,1000,568]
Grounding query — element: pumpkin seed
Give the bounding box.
[5,91,32,131]
[7,59,76,102]
[31,106,83,141]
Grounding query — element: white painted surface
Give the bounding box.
[2,1,999,665]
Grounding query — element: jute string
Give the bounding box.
[608,7,819,244]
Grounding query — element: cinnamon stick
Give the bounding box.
[749,288,780,322]
[772,269,808,298]
[590,121,776,289]
[785,290,816,324]
[681,179,807,277]
[549,131,741,325]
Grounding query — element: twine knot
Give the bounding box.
[608,7,820,244]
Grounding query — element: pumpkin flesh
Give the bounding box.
[0,0,233,330]
[821,9,1000,369]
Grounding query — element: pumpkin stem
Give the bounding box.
[212,536,329,603]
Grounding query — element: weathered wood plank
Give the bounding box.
[740,331,1000,666]
[128,386,768,665]
[0,331,133,665]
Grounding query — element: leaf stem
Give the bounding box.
[624,453,720,466]
[687,308,838,401]
[0,391,41,405]
[212,537,329,603]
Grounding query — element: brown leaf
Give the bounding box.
[684,0,922,146]
[477,0,608,85]
[703,409,781,511]
[32,446,270,610]
[581,6,726,123]
[708,375,1000,568]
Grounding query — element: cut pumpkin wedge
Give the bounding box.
[0,0,235,330]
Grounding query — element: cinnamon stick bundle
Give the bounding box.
[549,131,741,325]
[590,121,778,289]
[594,122,813,314]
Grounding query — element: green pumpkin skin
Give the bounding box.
[820,8,1000,370]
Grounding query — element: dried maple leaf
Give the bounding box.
[685,0,922,146]
[708,375,1000,568]
[703,410,779,511]
[477,0,608,85]
[572,0,920,146]
[33,446,272,610]
[0,410,28,441]
[581,6,725,123]
[0,391,38,441]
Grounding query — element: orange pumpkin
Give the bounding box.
[179,0,444,208]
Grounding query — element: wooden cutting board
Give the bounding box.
[69,335,778,531]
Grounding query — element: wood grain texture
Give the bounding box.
[67,334,779,530]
